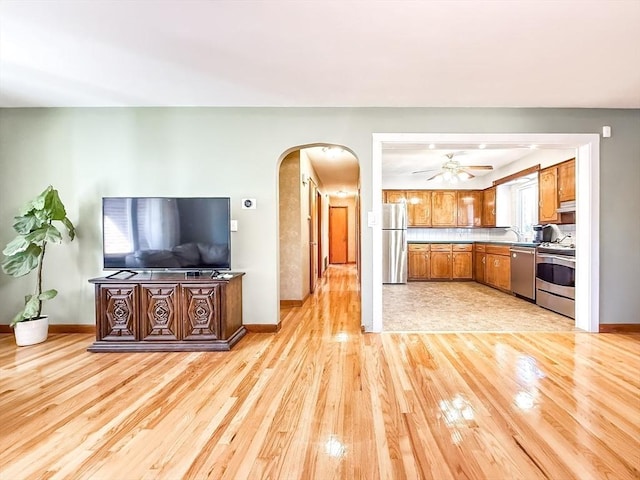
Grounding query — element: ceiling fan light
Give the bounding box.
[443,171,452,181]
[433,174,444,183]
[458,171,471,181]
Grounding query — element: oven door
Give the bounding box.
[536,253,575,299]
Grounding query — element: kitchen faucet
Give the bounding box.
[555,233,572,244]
[504,227,524,242]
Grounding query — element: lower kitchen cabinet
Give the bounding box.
[452,244,473,280]
[408,244,430,280]
[486,245,511,291]
[408,243,474,281]
[430,244,452,279]
[474,244,486,284]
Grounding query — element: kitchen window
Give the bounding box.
[515,178,538,240]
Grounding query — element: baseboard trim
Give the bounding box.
[0,324,95,334]
[599,324,640,333]
[280,294,309,308]
[245,323,281,333]
[280,300,303,307]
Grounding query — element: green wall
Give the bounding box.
[1,108,638,328]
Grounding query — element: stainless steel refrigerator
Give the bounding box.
[382,203,407,284]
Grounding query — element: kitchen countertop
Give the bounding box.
[408,240,537,247]
[408,240,474,244]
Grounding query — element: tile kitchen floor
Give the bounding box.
[383,281,577,332]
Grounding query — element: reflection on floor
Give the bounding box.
[383,281,576,332]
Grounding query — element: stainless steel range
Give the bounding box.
[535,243,575,318]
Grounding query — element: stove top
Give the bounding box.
[536,242,576,256]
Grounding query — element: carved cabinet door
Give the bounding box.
[181,284,220,340]
[98,285,138,341]
[140,284,180,341]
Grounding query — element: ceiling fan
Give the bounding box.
[412,152,493,182]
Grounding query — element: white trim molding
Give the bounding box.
[371,133,600,333]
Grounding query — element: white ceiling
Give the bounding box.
[382,144,535,178]
[304,147,360,196]
[1,0,639,108]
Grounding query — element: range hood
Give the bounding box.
[557,201,576,213]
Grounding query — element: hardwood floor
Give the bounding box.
[1,264,639,479]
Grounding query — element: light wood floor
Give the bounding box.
[1,265,639,480]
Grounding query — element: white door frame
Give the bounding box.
[371,133,600,333]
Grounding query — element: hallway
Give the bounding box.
[0,265,638,479]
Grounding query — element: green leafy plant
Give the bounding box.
[2,186,76,326]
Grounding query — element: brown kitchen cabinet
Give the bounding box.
[408,244,430,280]
[474,244,486,284]
[482,186,497,227]
[452,244,473,279]
[383,190,407,204]
[409,243,473,281]
[383,190,431,226]
[457,190,483,227]
[558,158,576,202]
[406,190,432,226]
[89,273,246,352]
[485,245,511,291]
[538,166,559,223]
[430,244,452,279]
[431,191,458,226]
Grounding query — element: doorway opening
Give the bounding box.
[329,206,348,264]
[277,144,361,321]
[371,133,600,333]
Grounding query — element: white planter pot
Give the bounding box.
[14,316,49,346]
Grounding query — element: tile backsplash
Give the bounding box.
[407,225,576,243]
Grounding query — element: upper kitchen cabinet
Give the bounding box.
[539,166,560,223]
[406,191,432,227]
[482,186,497,227]
[383,190,408,204]
[431,191,458,226]
[557,158,576,202]
[457,190,483,227]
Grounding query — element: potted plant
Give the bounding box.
[2,185,76,346]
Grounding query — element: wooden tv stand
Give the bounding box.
[88,272,246,352]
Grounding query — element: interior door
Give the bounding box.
[309,181,319,293]
[329,206,348,264]
[317,191,323,278]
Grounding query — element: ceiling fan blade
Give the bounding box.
[412,168,438,174]
[461,165,493,170]
[459,169,476,180]
[426,173,441,181]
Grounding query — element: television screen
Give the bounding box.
[102,197,231,271]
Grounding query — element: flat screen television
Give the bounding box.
[102,197,231,271]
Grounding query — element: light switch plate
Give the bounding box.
[241,198,256,209]
[230,220,238,231]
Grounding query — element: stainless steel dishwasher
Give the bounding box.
[510,246,536,301]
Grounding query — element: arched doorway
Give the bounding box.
[276,144,361,319]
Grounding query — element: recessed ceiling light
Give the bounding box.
[322,146,344,158]
[529,144,538,149]
[478,144,486,149]
[428,144,436,149]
